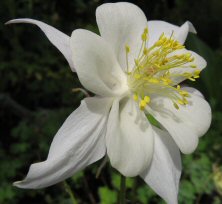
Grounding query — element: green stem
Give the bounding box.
[132,177,137,203]
[96,155,108,178]
[64,181,78,204]
[119,174,126,204]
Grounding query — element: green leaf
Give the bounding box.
[146,113,161,128]
[98,187,117,204]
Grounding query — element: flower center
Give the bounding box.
[125,27,201,110]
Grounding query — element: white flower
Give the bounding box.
[7,2,211,204]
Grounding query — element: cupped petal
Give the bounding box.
[70,29,127,97]
[96,2,148,70]
[147,21,196,46]
[106,98,154,177]
[6,18,75,71]
[14,97,112,189]
[147,89,211,154]
[141,127,181,204]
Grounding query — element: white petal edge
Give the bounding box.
[147,20,196,47]
[175,21,196,44]
[96,2,148,70]
[147,90,211,154]
[6,18,75,71]
[106,98,154,177]
[70,29,128,97]
[141,127,182,204]
[13,97,112,189]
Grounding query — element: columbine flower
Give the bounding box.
[7,2,211,204]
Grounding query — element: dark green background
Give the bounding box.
[1,0,222,203]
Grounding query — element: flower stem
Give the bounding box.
[96,155,108,178]
[119,174,126,204]
[64,181,78,204]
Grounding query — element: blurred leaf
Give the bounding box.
[186,34,222,103]
[98,187,117,204]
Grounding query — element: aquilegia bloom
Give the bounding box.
[7,2,211,204]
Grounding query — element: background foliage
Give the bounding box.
[1,0,222,203]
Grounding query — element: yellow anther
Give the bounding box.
[133,94,139,101]
[142,33,148,41]
[144,27,148,34]
[173,41,179,47]
[189,57,194,62]
[178,99,184,105]
[148,78,159,84]
[173,44,183,49]
[176,55,182,59]
[189,77,196,81]
[139,100,147,110]
[125,45,130,53]
[181,54,186,59]
[193,69,200,78]
[143,48,148,55]
[161,77,172,85]
[185,53,191,58]
[177,85,181,90]
[190,64,197,68]
[194,69,201,75]
[155,40,164,47]
[144,96,150,103]
[165,42,171,49]
[179,90,189,97]
[134,73,141,79]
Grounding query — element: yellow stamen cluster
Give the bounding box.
[126,27,202,110]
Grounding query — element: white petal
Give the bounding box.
[141,127,181,204]
[106,98,154,177]
[6,18,75,71]
[147,21,196,46]
[70,29,127,97]
[96,2,148,70]
[13,97,112,189]
[169,50,207,85]
[148,90,211,154]
[147,21,178,47]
